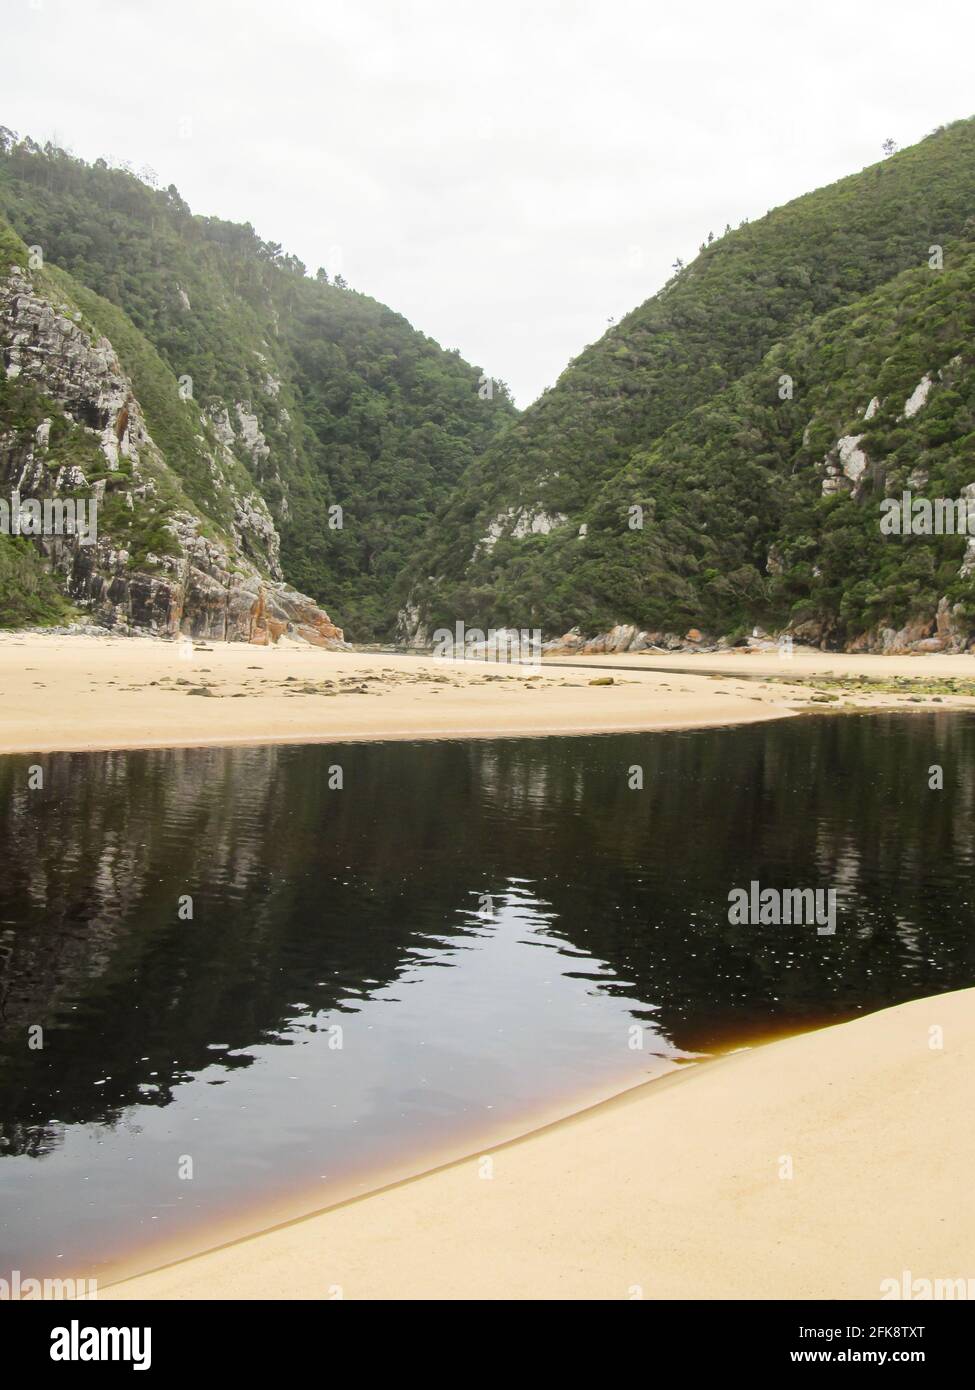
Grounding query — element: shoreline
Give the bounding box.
[5,631,974,1300]
[0,713,798,757]
[87,1054,690,1293]
[104,986,975,1301]
[4,631,975,757]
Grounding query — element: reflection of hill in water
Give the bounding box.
[2,714,975,1158]
[473,715,975,1040]
[0,743,484,1157]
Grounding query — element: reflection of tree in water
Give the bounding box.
[1,714,974,1158]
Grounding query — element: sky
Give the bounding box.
[4,0,975,406]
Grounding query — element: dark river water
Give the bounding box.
[1,714,974,1284]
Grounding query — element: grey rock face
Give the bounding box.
[0,262,344,645]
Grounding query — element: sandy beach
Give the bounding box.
[105,986,975,1300]
[5,8,975,1336]
[4,633,973,1301]
[4,631,975,756]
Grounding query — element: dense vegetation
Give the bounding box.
[405,117,975,646]
[413,243,975,644]
[0,535,73,627]
[0,131,515,637]
[4,118,975,646]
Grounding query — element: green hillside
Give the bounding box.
[405,118,975,648]
[0,131,516,637]
[533,245,975,643]
[5,119,975,649]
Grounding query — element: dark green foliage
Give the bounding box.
[0,138,516,637]
[407,118,975,644]
[6,120,975,644]
[0,535,73,626]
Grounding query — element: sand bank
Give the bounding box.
[105,987,975,1300]
[3,632,975,756]
[552,646,975,679]
[6,634,972,1298]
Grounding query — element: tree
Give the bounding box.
[882,138,897,157]
[165,184,191,218]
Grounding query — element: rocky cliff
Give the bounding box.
[0,244,344,644]
[0,134,516,639]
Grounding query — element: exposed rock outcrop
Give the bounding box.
[846,597,972,655]
[902,375,933,419]
[821,433,870,497]
[542,624,714,655]
[0,260,344,645]
[544,607,975,657]
[474,505,570,557]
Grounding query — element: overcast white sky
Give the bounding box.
[4,0,974,405]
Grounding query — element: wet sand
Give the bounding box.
[105,987,975,1300]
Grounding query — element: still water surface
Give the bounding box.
[1,714,973,1281]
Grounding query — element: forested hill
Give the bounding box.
[5,120,975,652]
[0,130,516,637]
[402,117,975,652]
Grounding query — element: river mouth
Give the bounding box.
[1,713,973,1284]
